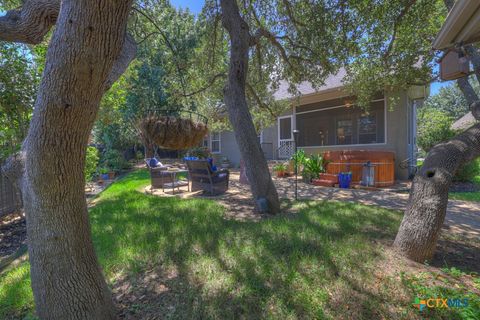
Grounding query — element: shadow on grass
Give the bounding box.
[2,170,476,319]
[88,174,407,319]
[431,235,480,274]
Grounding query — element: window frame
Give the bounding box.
[357,112,378,145]
[294,97,387,148]
[335,118,354,145]
[210,132,221,154]
[278,115,293,141]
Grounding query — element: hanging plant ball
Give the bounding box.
[136,115,208,150]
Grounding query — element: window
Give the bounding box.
[202,136,209,148]
[295,98,385,147]
[279,117,292,140]
[336,119,353,145]
[211,132,221,153]
[358,114,377,144]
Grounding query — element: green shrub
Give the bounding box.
[135,150,144,161]
[85,146,99,182]
[291,149,306,171]
[273,163,287,172]
[454,158,480,182]
[185,146,211,159]
[417,108,456,152]
[302,154,326,182]
[102,149,131,172]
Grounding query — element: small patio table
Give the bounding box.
[161,169,190,195]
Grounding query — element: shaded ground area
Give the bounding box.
[0,213,25,260]
[150,171,480,239]
[0,179,114,266]
[432,233,480,274]
[147,170,480,276]
[2,170,479,319]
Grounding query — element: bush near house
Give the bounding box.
[85,146,100,182]
[101,149,131,173]
[417,108,456,154]
[454,159,480,183]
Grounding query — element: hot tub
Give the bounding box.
[323,150,395,187]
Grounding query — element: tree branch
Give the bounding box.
[251,27,297,72]
[1,151,25,193]
[180,72,227,97]
[133,6,188,96]
[281,0,306,28]
[383,0,417,60]
[0,0,59,44]
[105,33,137,89]
[246,82,276,117]
[0,0,136,91]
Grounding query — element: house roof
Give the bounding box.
[272,68,347,101]
[433,0,480,50]
[451,111,477,130]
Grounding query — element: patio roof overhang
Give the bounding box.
[433,0,480,50]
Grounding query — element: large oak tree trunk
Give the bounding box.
[394,0,480,262]
[7,0,134,318]
[394,124,480,262]
[220,0,280,214]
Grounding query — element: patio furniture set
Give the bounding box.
[146,157,229,195]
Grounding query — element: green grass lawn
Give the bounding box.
[450,192,480,202]
[450,176,480,202]
[1,170,479,319]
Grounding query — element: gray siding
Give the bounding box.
[215,89,417,180]
[206,131,242,167]
[294,90,411,180]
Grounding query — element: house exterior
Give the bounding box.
[204,70,429,181]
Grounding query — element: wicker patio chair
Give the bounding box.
[185,160,229,195]
[145,158,171,188]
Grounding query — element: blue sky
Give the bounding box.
[431,80,453,95]
[170,0,204,14]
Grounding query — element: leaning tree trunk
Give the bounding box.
[395,0,480,262]
[394,124,480,262]
[220,0,280,214]
[1,0,135,318]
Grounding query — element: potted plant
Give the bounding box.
[220,157,231,169]
[273,163,287,178]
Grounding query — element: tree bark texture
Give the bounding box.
[1,0,134,318]
[457,77,479,108]
[220,0,280,214]
[394,0,480,263]
[394,124,480,262]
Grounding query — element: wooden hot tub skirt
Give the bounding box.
[323,151,395,187]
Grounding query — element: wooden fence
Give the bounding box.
[0,173,22,217]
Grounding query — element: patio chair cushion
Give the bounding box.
[149,158,161,168]
[207,158,217,171]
